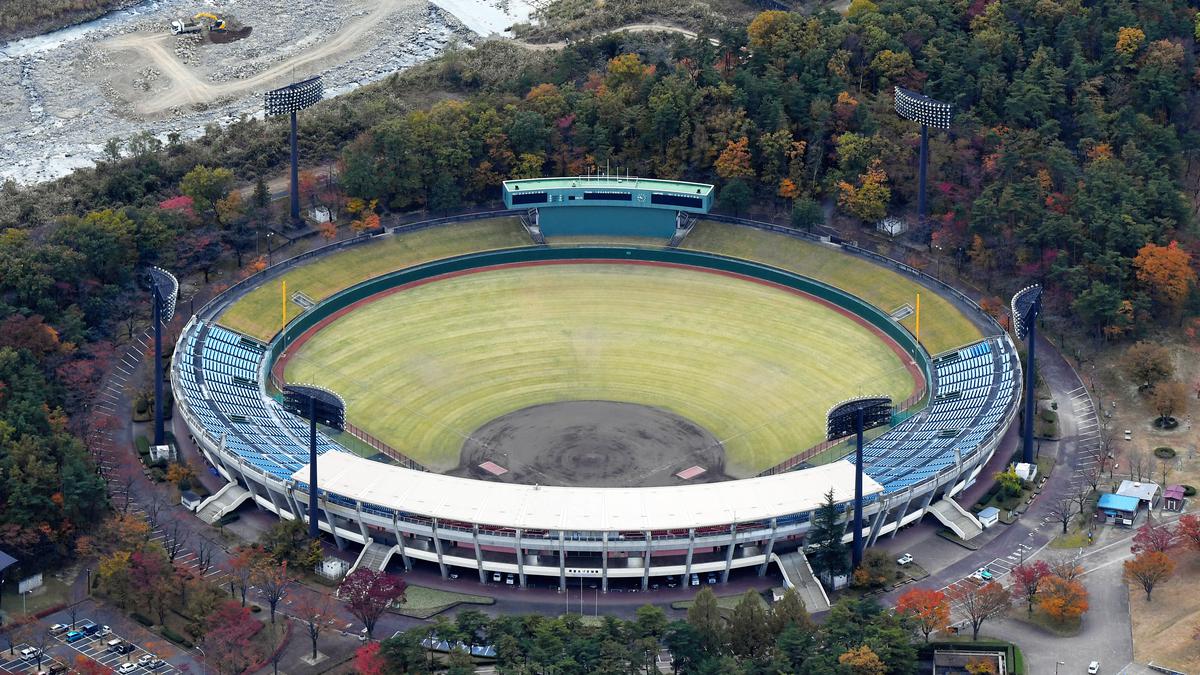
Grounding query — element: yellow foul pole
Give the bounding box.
[282,280,287,329]
[915,293,921,344]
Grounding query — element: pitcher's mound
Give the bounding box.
[451,401,730,487]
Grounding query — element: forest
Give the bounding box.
[0,0,1197,574]
[0,0,141,40]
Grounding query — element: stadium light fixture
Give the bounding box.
[1011,285,1043,464]
[145,267,179,446]
[827,396,893,570]
[265,76,323,229]
[282,383,345,540]
[894,86,953,248]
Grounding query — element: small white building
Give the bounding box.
[1116,480,1160,509]
[150,444,176,463]
[976,506,1000,529]
[310,206,335,223]
[180,490,203,512]
[1014,462,1038,482]
[876,216,908,237]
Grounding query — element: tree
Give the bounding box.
[838,644,887,675]
[179,165,235,226]
[339,569,407,639]
[1132,517,1176,554]
[791,197,823,231]
[1010,560,1051,612]
[718,180,752,215]
[253,560,291,624]
[769,586,812,636]
[228,545,263,607]
[1176,514,1200,551]
[665,620,705,673]
[809,488,849,586]
[292,593,332,661]
[202,601,262,675]
[1116,27,1146,58]
[715,138,755,180]
[634,604,668,640]
[1049,554,1084,582]
[1038,575,1089,622]
[1124,550,1175,601]
[727,590,769,661]
[993,467,1022,498]
[1152,381,1187,424]
[354,642,387,675]
[1134,241,1195,317]
[686,587,724,656]
[1046,495,1077,534]
[837,161,891,223]
[949,581,1010,641]
[896,587,949,642]
[1122,342,1174,390]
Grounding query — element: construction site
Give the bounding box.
[0,0,546,184]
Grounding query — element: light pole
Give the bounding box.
[266,232,275,266]
[85,567,91,596]
[146,268,178,447]
[827,397,893,568]
[1055,661,1065,675]
[282,384,346,540]
[893,86,953,247]
[264,77,324,229]
[1012,285,1044,464]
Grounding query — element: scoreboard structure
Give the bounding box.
[502,176,714,238]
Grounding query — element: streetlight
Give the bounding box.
[265,76,324,228]
[195,645,206,675]
[1012,285,1043,464]
[827,396,893,568]
[266,232,275,266]
[85,567,91,596]
[893,86,952,247]
[1055,661,1065,674]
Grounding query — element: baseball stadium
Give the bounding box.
[173,177,1021,605]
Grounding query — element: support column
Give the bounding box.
[601,532,609,593]
[866,497,889,547]
[683,528,696,583]
[852,406,865,569]
[233,459,263,512]
[515,529,527,588]
[153,290,165,445]
[721,524,737,583]
[950,448,967,494]
[354,502,370,544]
[890,487,916,539]
[558,531,567,592]
[641,531,652,591]
[757,519,779,577]
[391,515,413,571]
[262,481,285,518]
[283,482,302,521]
[289,110,300,226]
[918,123,929,243]
[319,500,345,549]
[1023,324,1037,464]
[430,518,448,579]
[473,525,486,584]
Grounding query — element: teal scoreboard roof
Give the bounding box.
[504,176,713,196]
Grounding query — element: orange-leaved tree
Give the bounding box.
[837,644,887,675]
[715,138,755,180]
[1134,241,1196,318]
[1038,575,1089,622]
[1124,550,1175,601]
[896,587,950,642]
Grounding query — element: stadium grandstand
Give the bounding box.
[173,227,1020,597]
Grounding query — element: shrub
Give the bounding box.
[218,513,240,526]
[135,436,150,456]
[1040,409,1057,424]
[149,468,166,483]
[1184,485,1197,497]
[131,612,154,627]
[1154,447,1176,460]
[161,627,193,648]
[250,605,262,613]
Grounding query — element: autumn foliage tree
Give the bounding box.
[896,587,950,642]
[1124,550,1175,601]
[202,601,263,675]
[838,644,887,675]
[1010,560,1051,612]
[1122,341,1174,390]
[1134,240,1195,318]
[1038,575,1089,623]
[1152,381,1187,424]
[1132,517,1176,554]
[837,161,891,222]
[339,569,407,639]
[949,581,1011,641]
[715,138,755,180]
[1176,514,1200,551]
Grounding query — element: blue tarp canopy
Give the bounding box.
[1098,493,1139,514]
[0,549,16,574]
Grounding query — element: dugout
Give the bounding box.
[502,176,713,238]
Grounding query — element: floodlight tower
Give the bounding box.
[827,396,893,569]
[282,384,345,540]
[893,86,953,245]
[1012,285,1044,464]
[264,76,324,228]
[146,267,179,446]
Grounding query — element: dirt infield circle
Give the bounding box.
[279,258,922,482]
[450,400,730,487]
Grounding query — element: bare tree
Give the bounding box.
[165,516,191,563]
[292,593,332,661]
[1159,458,1173,492]
[1071,484,1092,519]
[115,464,139,515]
[1047,495,1078,534]
[145,491,167,529]
[195,535,216,575]
[1049,553,1084,581]
[254,561,291,623]
[949,581,1011,641]
[1130,449,1148,482]
[1081,461,1104,494]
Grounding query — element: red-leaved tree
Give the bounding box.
[1177,514,1200,551]
[353,642,387,675]
[896,587,950,642]
[1131,517,1176,554]
[202,601,263,675]
[1010,560,1051,613]
[338,569,407,639]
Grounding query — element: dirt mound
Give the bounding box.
[451,400,730,487]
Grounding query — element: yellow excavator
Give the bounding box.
[170,12,227,35]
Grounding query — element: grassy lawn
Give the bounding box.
[1007,607,1081,637]
[682,221,983,354]
[396,585,494,619]
[283,264,916,475]
[1129,549,1200,673]
[671,591,765,613]
[220,218,529,340]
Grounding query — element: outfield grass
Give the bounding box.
[283,264,916,476]
[220,218,529,340]
[682,221,982,354]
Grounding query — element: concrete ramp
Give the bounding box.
[771,551,830,613]
[929,498,984,540]
[195,483,252,524]
[349,540,397,575]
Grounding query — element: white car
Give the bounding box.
[897,553,914,566]
[117,663,139,674]
[20,647,43,660]
[49,623,69,635]
[1088,662,1100,674]
[138,655,156,666]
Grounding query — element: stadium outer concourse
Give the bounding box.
[172,181,1021,601]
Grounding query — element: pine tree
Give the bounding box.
[808,488,849,586]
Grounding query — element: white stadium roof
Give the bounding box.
[295,452,883,532]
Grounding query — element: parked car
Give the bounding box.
[65,631,86,643]
[492,572,502,583]
[48,664,68,675]
[505,573,515,585]
[1088,662,1100,674]
[20,647,43,660]
[96,626,112,637]
[106,639,125,652]
[969,567,994,582]
[79,620,99,635]
[145,658,164,669]
[49,623,69,635]
[118,643,136,655]
[897,553,914,566]
[690,574,700,586]
[706,574,717,584]
[117,663,139,674]
[138,655,159,667]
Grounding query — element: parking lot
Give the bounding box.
[0,619,180,675]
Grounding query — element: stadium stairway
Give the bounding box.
[194,482,253,524]
[927,498,984,540]
[349,539,397,575]
[770,551,830,613]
